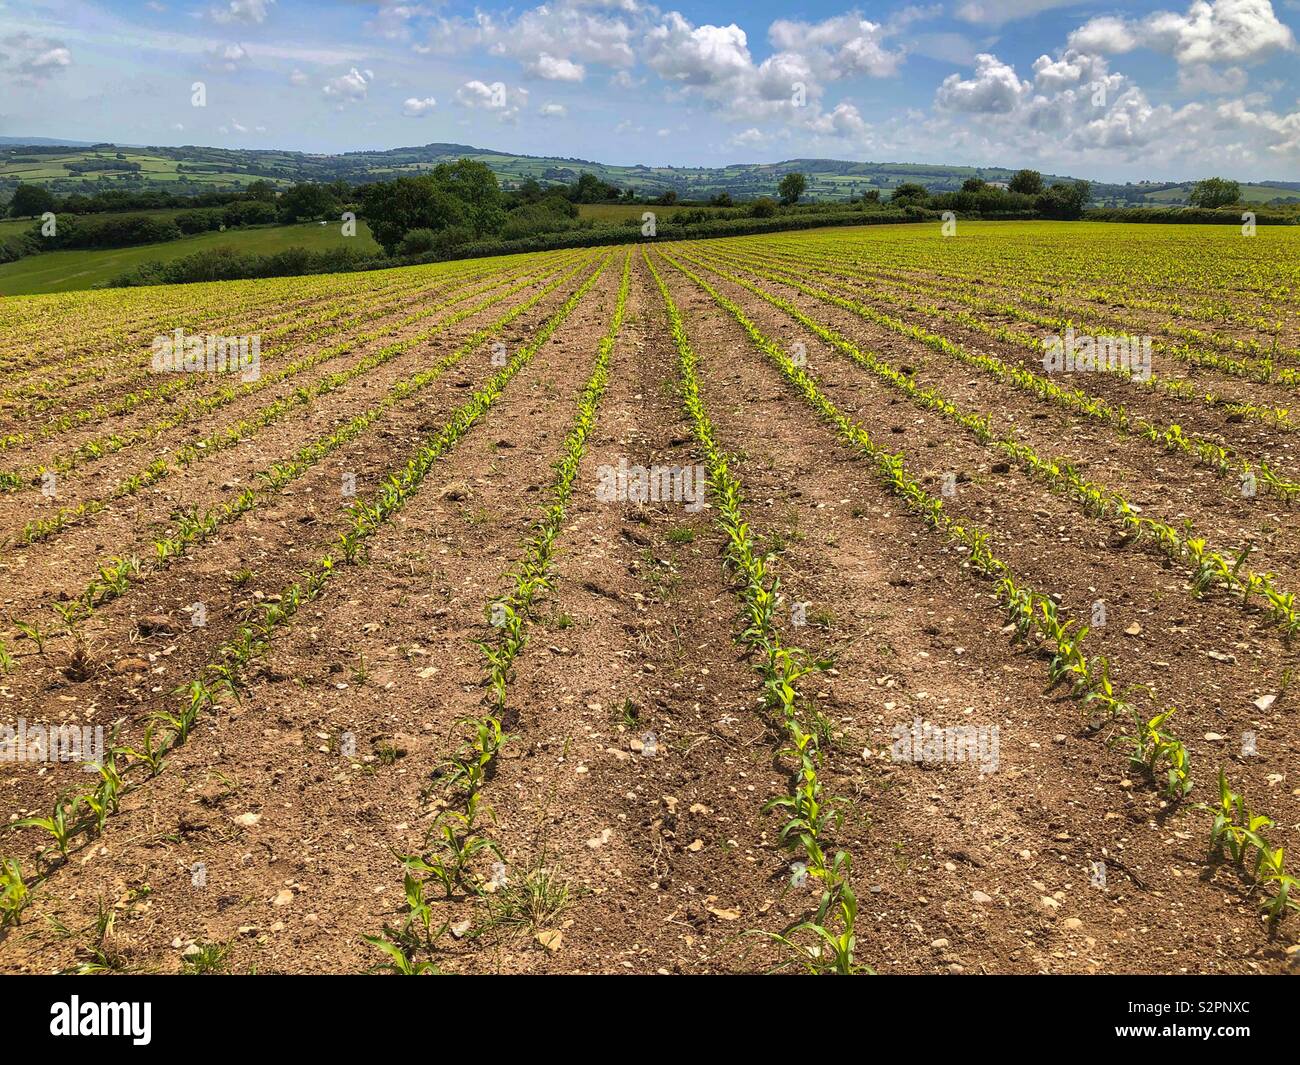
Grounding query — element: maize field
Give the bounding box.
[1,220,1298,975]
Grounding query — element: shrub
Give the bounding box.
[396,228,439,256]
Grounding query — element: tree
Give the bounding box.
[779,172,807,205]
[750,197,777,218]
[889,182,929,206]
[961,177,987,194]
[429,158,504,236]
[9,183,55,218]
[1036,180,1091,219]
[710,191,734,207]
[359,159,503,255]
[1009,169,1044,196]
[1188,177,1241,209]
[278,183,338,222]
[360,177,460,255]
[244,179,278,202]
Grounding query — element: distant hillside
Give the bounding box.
[3,138,1297,205]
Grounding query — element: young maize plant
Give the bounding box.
[1116,709,1194,801]
[646,247,867,975]
[680,248,1300,645]
[0,857,30,928]
[1196,771,1300,922]
[13,794,83,862]
[700,245,1300,507]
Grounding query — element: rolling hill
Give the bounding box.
[4,139,1298,205]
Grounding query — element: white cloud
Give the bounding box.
[525,52,585,81]
[1031,49,1108,91]
[729,127,769,148]
[1179,63,1249,93]
[1067,16,1140,54]
[454,79,527,122]
[402,95,437,116]
[1071,0,1295,66]
[643,14,754,87]
[211,0,274,25]
[206,42,248,72]
[0,33,72,83]
[936,53,1031,112]
[809,101,870,137]
[768,15,904,79]
[289,68,308,85]
[539,102,567,117]
[323,67,371,102]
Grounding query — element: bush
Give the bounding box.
[108,244,377,286]
[223,200,278,227]
[500,204,580,241]
[750,197,777,218]
[0,232,38,263]
[175,209,224,234]
[396,228,439,256]
[890,183,930,206]
[41,213,181,249]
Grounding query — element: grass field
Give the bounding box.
[0,220,380,295]
[577,203,714,221]
[0,221,1298,976]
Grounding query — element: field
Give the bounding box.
[0,220,1298,975]
[0,221,381,296]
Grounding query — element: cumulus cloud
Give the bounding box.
[402,95,437,116]
[206,42,248,72]
[0,33,72,83]
[454,79,528,122]
[524,52,585,81]
[809,101,870,137]
[1071,0,1295,66]
[935,53,1031,112]
[323,67,372,102]
[768,15,905,79]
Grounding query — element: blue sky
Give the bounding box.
[2,0,1298,181]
